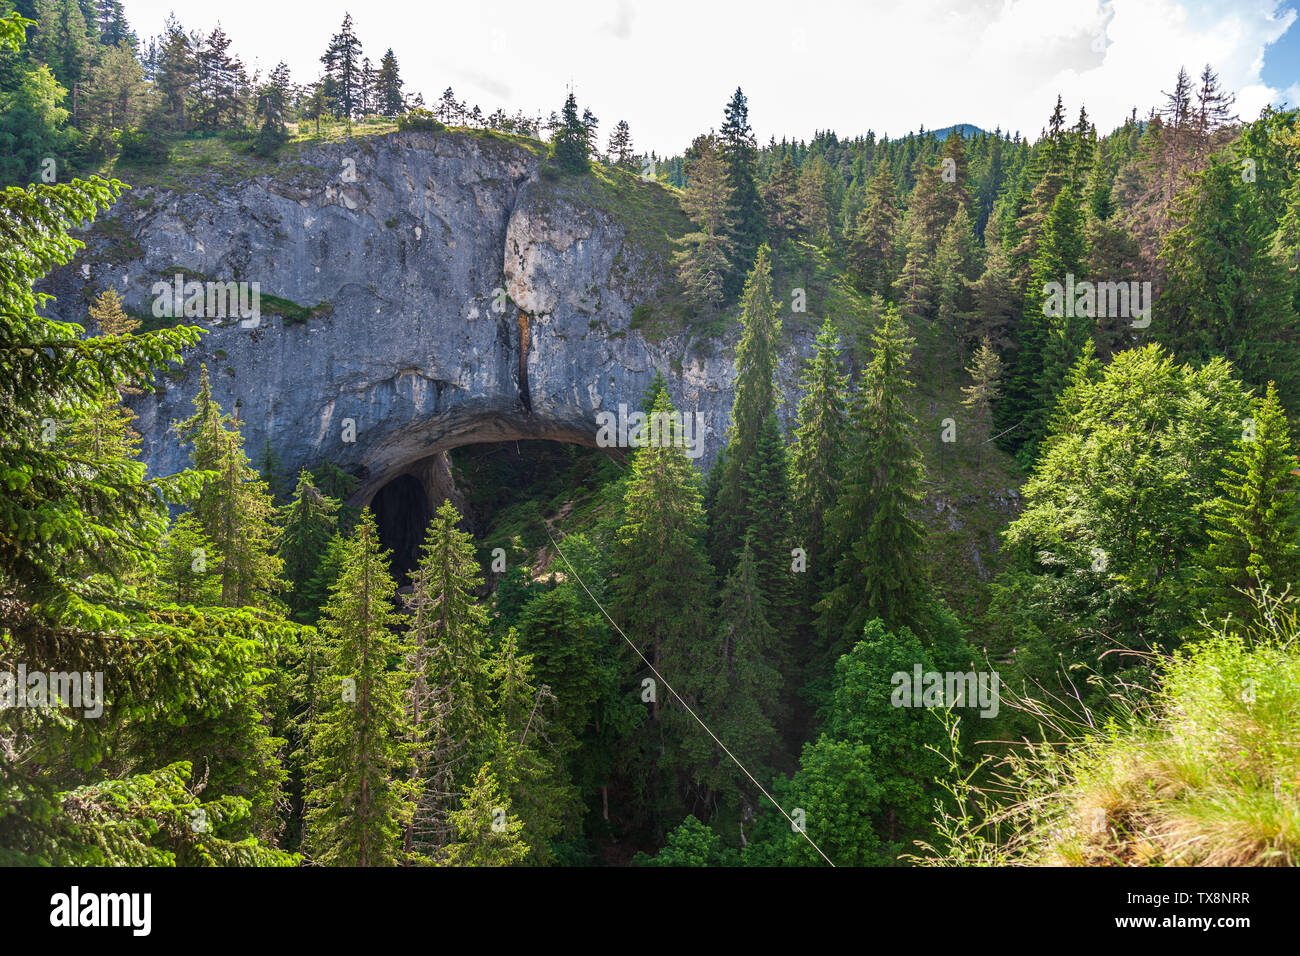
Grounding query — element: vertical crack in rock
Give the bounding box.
[517,308,532,413]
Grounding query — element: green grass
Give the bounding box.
[923,594,1300,866]
[258,293,333,326]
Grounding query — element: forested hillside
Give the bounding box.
[2,2,1299,874]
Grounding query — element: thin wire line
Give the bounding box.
[543,524,836,867]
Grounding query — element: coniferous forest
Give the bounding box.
[1,0,1299,922]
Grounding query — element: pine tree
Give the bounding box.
[961,336,1004,420]
[155,511,223,605]
[375,48,403,116]
[932,204,981,357]
[892,216,937,319]
[719,87,765,295]
[484,628,576,862]
[278,470,341,624]
[320,13,363,121]
[153,15,194,130]
[175,366,284,608]
[550,91,589,174]
[1157,159,1298,407]
[796,155,833,244]
[739,412,797,626]
[818,306,929,655]
[191,26,245,133]
[674,134,735,312]
[304,511,416,866]
[404,500,494,857]
[848,164,900,297]
[612,389,714,820]
[688,537,783,803]
[1198,384,1300,622]
[935,130,973,222]
[606,118,634,168]
[708,244,781,576]
[442,765,529,866]
[761,153,799,247]
[962,234,1019,351]
[85,40,148,132]
[790,319,849,593]
[33,0,91,97]
[1027,185,1090,451]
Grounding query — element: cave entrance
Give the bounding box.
[370,473,431,587]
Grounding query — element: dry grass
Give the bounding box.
[921,594,1300,866]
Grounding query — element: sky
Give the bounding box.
[121,0,1300,155]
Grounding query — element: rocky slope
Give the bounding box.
[47,129,817,504]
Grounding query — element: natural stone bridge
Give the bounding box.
[50,130,815,511]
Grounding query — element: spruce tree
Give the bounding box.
[550,91,590,174]
[404,500,494,856]
[818,305,929,656]
[708,244,781,576]
[442,765,529,866]
[762,152,800,247]
[485,628,576,862]
[1158,159,1298,408]
[674,134,735,313]
[155,511,223,605]
[848,164,899,297]
[1198,384,1300,622]
[320,13,363,120]
[376,48,404,116]
[1026,184,1090,452]
[688,537,783,804]
[612,389,715,820]
[790,319,849,594]
[718,87,765,294]
[304,511,416,866]
[278,469,341,624]
[175,367,284,609]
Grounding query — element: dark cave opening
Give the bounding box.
[370,473,431,587]
[369,440,626,590]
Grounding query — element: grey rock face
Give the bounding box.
[50,130,814,503]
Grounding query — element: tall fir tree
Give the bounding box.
[708,243,782,577]
[674,133,735,312]
[278,469,341,624]
[320,13,363,120]
[404,500,494,857]
[718,87,765,295]
[818,306,930,657]
[304,510,416,866]
[612,388,715,823]
[550,91,590,174]
[1197,384,1300,622]
[175,366,284,609]
[790,319,849,597]
[848,164,900,298]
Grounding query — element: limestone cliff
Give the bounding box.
[45,129,817,503]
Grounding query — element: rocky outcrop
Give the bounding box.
[48,129,816,504]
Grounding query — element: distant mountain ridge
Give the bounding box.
[927,123,987,140]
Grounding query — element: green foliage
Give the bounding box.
[997,345,1251,696]
[303,511,416,866]
[818,305,930,656]
[442,765,529,866]
[1196,383,1300,623]
[550,91,590,174]
[278,470,341,624]
[709,244,781,576]
[396,108,444,132]
[635,815,733,866]
[1157,158,1299,412]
